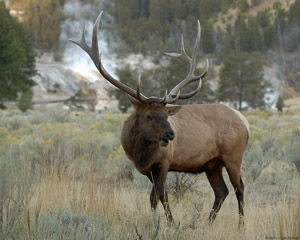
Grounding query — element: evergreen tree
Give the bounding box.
[288,0,300,26]
[22,0,62,50]
[0,3,36,109]
[276,95,285,112]
[256,10,275,50]
[218,51,270,110]
[108,66,146,113]
[233,14,248,52]
[237,0,249,12]
[286,0,300,49]
[246,17,263,52]
[201,21,215,54]
[273,2,288,49]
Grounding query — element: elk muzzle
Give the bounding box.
[159,130,175,147]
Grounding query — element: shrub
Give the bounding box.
[47,106,71,123]
[281,129,300,171]
[22,210,111,240]
[243,145,271,182]
[168,173,199,199]
[18,89,34,112]
[2,115,30,132]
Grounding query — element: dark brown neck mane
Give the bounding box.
[121,112,160,171]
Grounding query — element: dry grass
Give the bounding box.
[28,172,300,240]
[1,108,299,239]
[285,97,300,110]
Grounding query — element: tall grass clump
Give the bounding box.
[0,127,37,238]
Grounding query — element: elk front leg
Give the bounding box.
[148,165,174,223]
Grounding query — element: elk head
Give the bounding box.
[128,97,182,146]
[70,11,209,147]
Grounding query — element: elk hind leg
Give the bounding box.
[224,161,244,228]
[205,165,229,224]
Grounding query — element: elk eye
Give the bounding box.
[145,114,152,121]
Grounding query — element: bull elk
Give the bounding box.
[70,11,249,228]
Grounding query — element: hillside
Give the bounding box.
[4,0,300,111]
[214,0,295,30]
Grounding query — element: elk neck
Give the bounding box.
[121,112,162,173]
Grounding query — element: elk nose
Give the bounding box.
[166,131,175,140]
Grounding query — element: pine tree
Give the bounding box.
[256,10,275,50]
[276,95,285,112]
[22,0,62,50]
[218,51,270,110]
[237,0,249,12]
[108,65,143,113]
[0,2,36,109]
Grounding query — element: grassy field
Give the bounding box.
[0,106,299,239]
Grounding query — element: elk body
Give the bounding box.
[71,11,249,228]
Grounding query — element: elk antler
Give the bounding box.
[69,11,209,105]
[165,21,210,100]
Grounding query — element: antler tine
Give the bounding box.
[195,59,209,81]
[69,12,103,67]
[165,34,191,63]
[90,11,101,66]
[166,91,181,104]
[159,90,168,103]
[163,20,209,103]
[180,34,192,63]
[169,58,209,99]
[190,20,201,74]
[167,20,202,97]
[137,74,142,101]
[69,25,88,53]
[177,79,202,99]
[143,89,169,104]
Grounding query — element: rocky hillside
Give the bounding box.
[31,53,118,111]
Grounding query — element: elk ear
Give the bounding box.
[166,105,182,116]
[127,94,143,110]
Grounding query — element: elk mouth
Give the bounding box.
[159,137,169,147]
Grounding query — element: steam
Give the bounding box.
[264,62,282,108]
[60,0,117,82]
